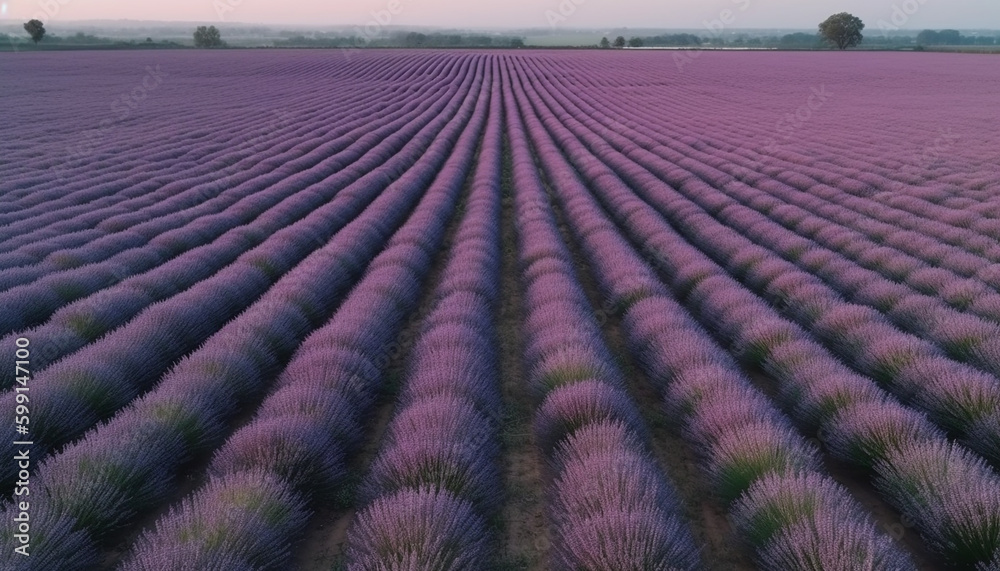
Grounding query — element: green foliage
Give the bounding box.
[193,25,224,48]
[638,33,702,47]
[24,19,46,43]
[818,12,864,50]
[715,450,793,505]
[273,31,522,49]
[917,29,994,47]
[612,36,626,49]
[599,36,610,49]
[780,32,822,48]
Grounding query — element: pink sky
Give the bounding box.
[0,0,995,29]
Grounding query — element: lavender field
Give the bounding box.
[1,49,999,570]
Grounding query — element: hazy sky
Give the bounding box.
[0,0,996,30]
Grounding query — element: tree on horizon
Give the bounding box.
[194,25,224,48]
[23,19,46,44]
[819,12,864,50]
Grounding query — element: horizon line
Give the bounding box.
[2,18,998,33]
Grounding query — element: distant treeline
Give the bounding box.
[274,31,525,48]
[1,29,523,50]
[916,29,997,46]
[633,33,704,47]
[0,32,183,49]
[618,32,820,48]
[622,30,998,49]
[4,28,998,52]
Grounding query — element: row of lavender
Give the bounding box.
[574,54,1000,385]
[516,54,1000,568]
[533,56,1000,469]
[0,55,466,337]
[2,50,998,569]
[579,55,1000,375]
[347,57,504,568]
[0,53,490,569]
[0,55,481,494]
[121,59,490,568]
[0,53,407,258]
[0,65,459,391]
[0,52,433,218]
[506,56,911,570]
[540,52,1000,468]
[501,65,701,570]
[0,68,435,293]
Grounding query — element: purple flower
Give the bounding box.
[535,380,644,454]
[122,469,308,570]
[707,422,820,504]
[347,487,491,570]
[827,401,942,469]
[554,508,700,571]
[208,415,348,502]
[760,509,913,571]
[876,441,1000,566]
[0,503,99,570]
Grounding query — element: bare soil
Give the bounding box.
[494,135,551,571]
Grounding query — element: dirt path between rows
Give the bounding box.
[746,368,943,571]
[495,133,551,571]
[536,162,758,571]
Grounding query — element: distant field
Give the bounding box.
[1,49,999,570]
